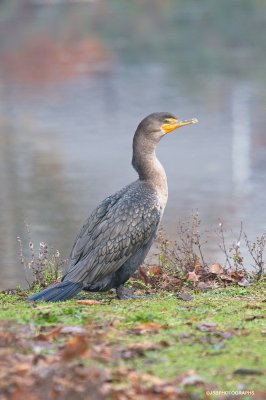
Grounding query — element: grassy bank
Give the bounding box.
[0,283,265,399]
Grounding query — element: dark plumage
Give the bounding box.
[29,112,197,302]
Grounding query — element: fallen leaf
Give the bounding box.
[178,293,193,301]
[197,281,212,290]
[11,386,37,400]
[246,303,261,310]
[220,274,235,282]
[245,315,257,321]
[195,322,218,332]
[179,332,194,339]
[218,331,233,339]
[77,299,101,305]
[132,322,168,334]
[220,274,237,282]
[230,271,245,281]
[110,319,120,327]
[121,341,169,359]
[194,263,204,274]
[121,345,149,358]
[149,265,162,275]
[233,328,250,337]
[93,345,112,361]
[139,266,149,284]
[34,325,62,342]
[238,277,251,287]
[209,263,224,275]
[233,368,263,375]
[140,372,167,385]
[15,363,31,374]
[61,335,88,361]
[186,271,200,282]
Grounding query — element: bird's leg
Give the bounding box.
[116,285,139,300]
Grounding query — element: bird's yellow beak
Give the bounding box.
[162,117,198,134]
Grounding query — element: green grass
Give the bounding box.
[0,283,265,397]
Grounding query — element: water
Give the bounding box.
[0,1,266,289]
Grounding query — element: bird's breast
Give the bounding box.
[146,162,168,216]
[155,183,168,216]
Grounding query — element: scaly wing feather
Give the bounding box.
[64,181,161,285]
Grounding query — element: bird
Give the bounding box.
[29,112,198,302]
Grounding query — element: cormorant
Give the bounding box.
[29,112,198,302]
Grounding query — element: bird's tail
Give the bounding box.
[28,280,83,302]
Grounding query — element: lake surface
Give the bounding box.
[0,1,266,289]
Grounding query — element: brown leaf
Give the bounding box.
[233,368,263,375]
[233,328,250,337]
[238,277,251,287]
[149,265,162,276]
[220,331,234,339]
[144,374,171,387]
[186,271,200,282]
[230,271,245,281]
[246,303,261,310]
[194,263,204,275]
[197,281,212,290]
[77,299,101,305]
[179,332,194,339]
[11,386,37,400]
[61,335,88,361]
[195,322,218,332]
[15,363,31,375]
[139,266,149,284]
[178,293,193,301]
[220,274,235,282]
[121,341,168,358]
[132,322,168,334]
[110,319,120,327]
[245,315,257,321]
[93,345,113,361]
[209,263,224,275]
[34,325,62,342]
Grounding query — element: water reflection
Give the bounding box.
[0,1,265,289]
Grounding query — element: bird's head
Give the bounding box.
[137,112,198,142]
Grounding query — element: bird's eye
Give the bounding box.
[163,119,169,124]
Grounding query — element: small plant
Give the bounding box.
[216,220,245,272]
[136,214,266,293]
[17,225,66,290]
[244,231,266,280]
[157,212,208,275]
[217,220,266,280]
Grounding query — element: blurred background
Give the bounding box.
[0,0,266,289]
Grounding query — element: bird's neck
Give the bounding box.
[132,134,168,196]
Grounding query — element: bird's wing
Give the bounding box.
[64,182,161,284]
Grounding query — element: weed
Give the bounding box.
[16,215,265,294]
[17,224,66,290]
[137,213,266,292]
[157,212,207,275]
[217,220,266,279]
[244,231,266,280]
